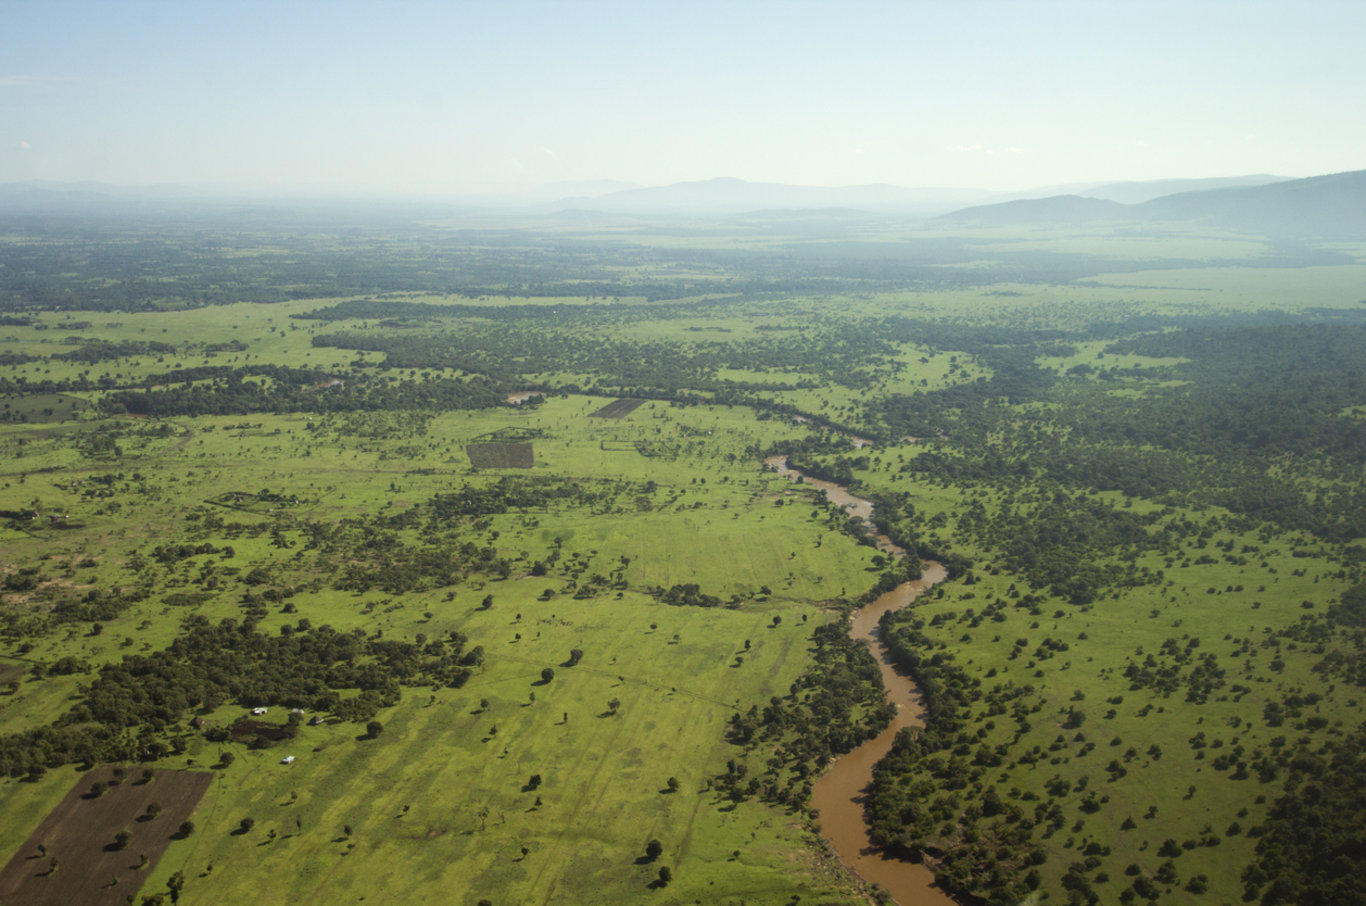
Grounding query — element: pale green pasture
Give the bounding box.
[953,232,1271,261]
[9,587,859,905]
[0,390,877,904]
[1079,264,1366,312]
[1036,339,1188,375]
[1,299,378,386]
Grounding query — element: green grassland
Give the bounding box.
[1,217,1365,905]
[844,446,1356,898]
[0,379,887,905]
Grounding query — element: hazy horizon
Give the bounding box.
[5,0,1363,198]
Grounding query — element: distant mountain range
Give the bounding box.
[548,174,1298,217]
[3,171,1360,238]
[938,169,1366,238]
[550,177,996,216]
[1008,174,1288,206]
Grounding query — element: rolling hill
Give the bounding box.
[938,169,1366,238]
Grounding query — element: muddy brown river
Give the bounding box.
[767,456,957,905]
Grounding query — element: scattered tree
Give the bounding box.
[167,869,185,905]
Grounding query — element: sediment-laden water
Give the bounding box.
[768,455,956,905]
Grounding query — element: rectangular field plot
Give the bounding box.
[465,441,534,469]
[0,766,212,906]
[587,398,645,418]
[0,660,24,685]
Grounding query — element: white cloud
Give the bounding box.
[18,140,31,150]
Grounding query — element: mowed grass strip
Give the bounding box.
[0,766,211,906]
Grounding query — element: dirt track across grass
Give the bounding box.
[0,766,212,906]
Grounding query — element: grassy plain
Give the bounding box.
[0,362,888,904]
[1,219,1364,905]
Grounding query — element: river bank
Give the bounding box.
[768,455,957,906]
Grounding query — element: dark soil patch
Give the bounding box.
[466,442,534,469]
[0,661,26,685]
[229,719,290,742]
[0,765,212,906]
[588,398,645,419]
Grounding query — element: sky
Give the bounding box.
[3,0,1364,198]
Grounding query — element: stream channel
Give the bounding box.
[765,455,956,906]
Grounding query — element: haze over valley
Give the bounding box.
[3,3,1365,905]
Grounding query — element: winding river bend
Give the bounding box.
[766,456,955,906]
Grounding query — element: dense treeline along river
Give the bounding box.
[767,456,956,906]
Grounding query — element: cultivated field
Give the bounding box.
[588,399,646,419]
[466,441,535,469]
[0,766,211,906]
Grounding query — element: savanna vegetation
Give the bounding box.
[1,202,1364,904]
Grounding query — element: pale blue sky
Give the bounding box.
[3,0,1363,196]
